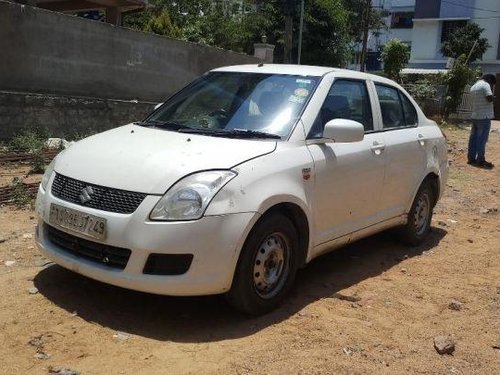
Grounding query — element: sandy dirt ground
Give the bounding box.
[0,123,499,375]
[0,164,41,186]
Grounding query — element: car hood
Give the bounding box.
[54,124,276,194]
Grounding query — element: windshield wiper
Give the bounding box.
[225,129,282,139]
[134,120,191,131]
[178,127,282,139]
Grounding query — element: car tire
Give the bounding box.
[226,213,299,315]
[400,181,435,246]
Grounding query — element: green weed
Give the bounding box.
[10,177,34,209]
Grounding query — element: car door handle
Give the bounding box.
[417,133,426,146]
[371,141,385,155]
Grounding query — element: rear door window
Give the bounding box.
[375,84,418,129]
[400,93,418,126]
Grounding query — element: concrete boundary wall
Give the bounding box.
[0,1,259,102]
[0,91,155,141]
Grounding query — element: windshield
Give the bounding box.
[145,72,320,139]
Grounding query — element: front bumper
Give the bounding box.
[35,184,258,296]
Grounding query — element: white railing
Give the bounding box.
[455,84,472,119]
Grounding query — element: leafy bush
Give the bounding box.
[10,177,33,208]
[8,129,46,152]
[381,39,410,81]
[401,72,445,85]
[443,55,479,119]
[7,129,48,174]
[143,11,183,39]
[405,79,438,108]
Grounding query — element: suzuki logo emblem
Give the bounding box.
[79,186,94,204]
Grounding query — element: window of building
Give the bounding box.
[441,20,467,43]
[391,12,414,29]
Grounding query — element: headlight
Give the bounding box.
[150,170,237,221]
[41,158,56,191]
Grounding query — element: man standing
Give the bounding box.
[468,74,496,169]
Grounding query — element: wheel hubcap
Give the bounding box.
[253,233,289,299]
[413,192,430,236]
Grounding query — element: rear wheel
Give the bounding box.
[226,213,299,315]
[400,181,434,246]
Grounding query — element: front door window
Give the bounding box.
[309,79,373,138]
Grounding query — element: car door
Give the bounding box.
[306,78,386,247]
[373,83,427,220]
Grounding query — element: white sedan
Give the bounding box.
[35,64,448,314]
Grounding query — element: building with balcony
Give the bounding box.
[409,0,500,75]
[350,0,416,71]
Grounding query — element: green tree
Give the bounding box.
[443,54,479,119]
[381,39,410,81]
[124,0,353,66]
[257,0,351,66]
[342,0,386,68]
[143,10,182,39]
[300,0,351,66]
[441,22,490,63]
[342,0,386,44]
[124,0,262,53]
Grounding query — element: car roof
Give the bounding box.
[211,64,386,81]
[211,64,407,96]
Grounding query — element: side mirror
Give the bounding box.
[154,102,164,111]
[323,119,364,143]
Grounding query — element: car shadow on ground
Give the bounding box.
[34,227,447,343]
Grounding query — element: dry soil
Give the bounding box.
[0,123,499,374]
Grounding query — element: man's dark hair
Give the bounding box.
[482,74,496,85]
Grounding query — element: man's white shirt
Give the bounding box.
[470,79,494,119]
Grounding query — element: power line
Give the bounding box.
[441,0,500,14]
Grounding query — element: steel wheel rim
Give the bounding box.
[253,232,290,299]
[413,192,430,236]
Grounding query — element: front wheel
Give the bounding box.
[226,213,299,315]
[400,182,435,246]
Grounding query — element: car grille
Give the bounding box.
[51,173,146,214]
[47,225,131,270]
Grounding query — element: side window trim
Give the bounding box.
[366,79,383,132]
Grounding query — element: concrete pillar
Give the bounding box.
[106,7,122,25]
[254,43,275,63]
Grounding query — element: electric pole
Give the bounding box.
[284,0,295,63]
[360,0,372,72]
[297,0,304,64]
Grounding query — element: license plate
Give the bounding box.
[49,203,107,240]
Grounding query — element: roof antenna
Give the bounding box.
[258,62,264,67]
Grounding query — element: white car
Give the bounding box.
[35,64,448,314]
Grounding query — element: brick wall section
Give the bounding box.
[0,91,155,141]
